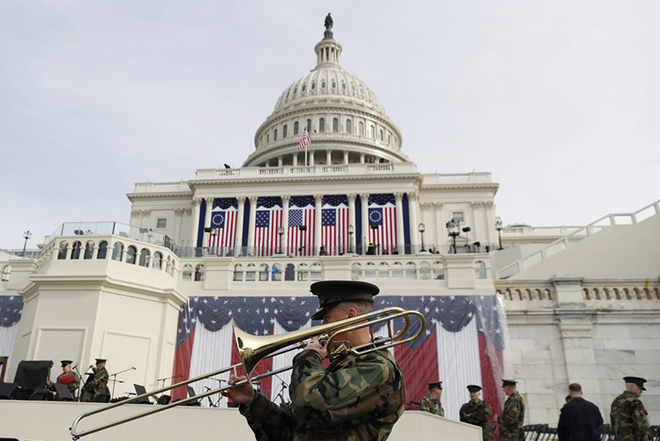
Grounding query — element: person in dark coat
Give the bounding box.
[557,383,603,441]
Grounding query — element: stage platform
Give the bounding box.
[0,401,481,441]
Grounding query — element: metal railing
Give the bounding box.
[45,222,178,250]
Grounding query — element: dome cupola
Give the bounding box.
[244,14,408,168]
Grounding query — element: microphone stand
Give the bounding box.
[73,365,84,402]
[156,375,182,398]
[209,378,225,407]
[272,373,290,405]
[109,367,134,400]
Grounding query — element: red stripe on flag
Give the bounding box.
[394,328,439,406]
[478,332,503,416]
[172,329,195,401]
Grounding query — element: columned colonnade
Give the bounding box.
[191,192,422,255]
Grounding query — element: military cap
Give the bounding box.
[623,376,647,391]
[428,381,443,390]
[60,360,73,367]
[310,281,379,320]
[467,385,482,392]
[501,379,517,387]
[95,358,107,364]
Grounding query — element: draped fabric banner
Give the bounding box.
[209,198,238,254]
[321,195,349,256]
[254,197,283,257]
[0,295,23,376]
[368,194,398,255]
[288,196,315,257]
[172,294,507,419]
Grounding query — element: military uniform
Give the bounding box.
[82,359,110,401]
[460,400,493,441]
[240,348,405,441]
[610,391,652,441]
[239,280,406,441]
[497,382,524,441]
[420,395,444,417]
[48,370,81,396]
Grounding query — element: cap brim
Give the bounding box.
[311,307,329,321]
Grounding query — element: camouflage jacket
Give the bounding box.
[240,348,406,441]
[47,371,81,395]
[497,392,525,441]
[419,395,444,417]
[85,367,109,396]
[610,391,652,441]
[460,399,493,441]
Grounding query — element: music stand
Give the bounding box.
[133,384,153,404]
[54,383,74,401]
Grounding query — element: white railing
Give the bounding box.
[194,163,419,180]
[497,200,660,279]
[131,181,191,193]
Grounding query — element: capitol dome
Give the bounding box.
[243,17,409,167]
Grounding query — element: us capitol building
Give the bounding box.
[1,17,658,441]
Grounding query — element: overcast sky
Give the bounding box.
[1,1,659,249]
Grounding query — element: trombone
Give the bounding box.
[70,306,425,440]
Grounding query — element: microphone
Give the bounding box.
[204,386,212,391]
[132,367,137,370]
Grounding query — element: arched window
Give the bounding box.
[274,129,278,141]
[319,118,325,133]
[1,265,11,282]
[419,262,431,280]
[378,262,389,279]
[112,242,124,261]
[58,242,69,260]
[267,133,270,143]
[283,124,288,138]
[392,262,403,278]
[70,241,82,259]
[233,264,244,281]
[272,263,282,281]
[359,121,365,136]
[433,261,445,280]
[284,263,295,281]
[294,121,299,135]
[351,263,362,281]
[259,264,269,281]
[182,264,193,281]
[380,129,384,141]
[298,263,309,281]
[246,264,256,281]
[346,119,352,134]
[84,241,94,259]
[125,246,137,264]
[194,264,205,281]
[152,252,162,269]
[311,263,322,281]
[475,261,487,279]
[306,119,312,131]
[139,249,150,267]
[166,256,172,274]
[332,118,339,133]
[370,125,375,139]
[97,241,108,259]
[404,262,416,279]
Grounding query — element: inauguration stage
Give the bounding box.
[0,401,481,441]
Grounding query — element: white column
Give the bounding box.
[395,192,405,254]
[310,151,315,166]
[360,153,365,164]
[235,197,246,256]
[343,150,349,164]
[204,199,213,247]
[247,196,258,254]
[314,194,323,254]
[360,193,369,254]
[326,150,332,165]
[408,192,419,251]
[191,198,201,248]
[278,156,283,167]
[292,154,298,166]
[281,195,290,255]
[173,209,183,245]
[348,193,357,253]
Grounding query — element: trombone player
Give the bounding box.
[223,280,407,441]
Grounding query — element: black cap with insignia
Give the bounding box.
[310,281,379,320]
[501,379,518,387]
[428,381,443,390]
[467,385,482,392]
[95,358,107,365]
[624,376,647,391]
[60,360,73,367]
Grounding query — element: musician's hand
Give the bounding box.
[306,337,328,359]
[47,380,53,386]
[221,374,255,406]
[89,365,94,370]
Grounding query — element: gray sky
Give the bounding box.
[1,1,659,249]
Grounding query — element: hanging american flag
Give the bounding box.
[298,127,312,150]
[172,294,506,420]
[322,195,349,255]
[209,198,238,254]
[0,295,24,375]
[368,194,398,255]
[288,196,315,256]
[254,197,282,257]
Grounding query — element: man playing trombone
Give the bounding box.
[223,280,407,441]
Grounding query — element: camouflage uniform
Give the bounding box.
[82,366,109,401]
[47,370,81,396]
[610,390,652,441]
[460,399,493,441]
[497,391,525,441]
[240,348,406,441]
[419,395,444,417]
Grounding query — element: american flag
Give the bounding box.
[209,198,238,254]
[172,294,506,419]
[254,197,282,257]
[298,127,312,150]
[0,295,23,374]
[368,194,398,255]
[322,195,350,255]
[288,196,315,256]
